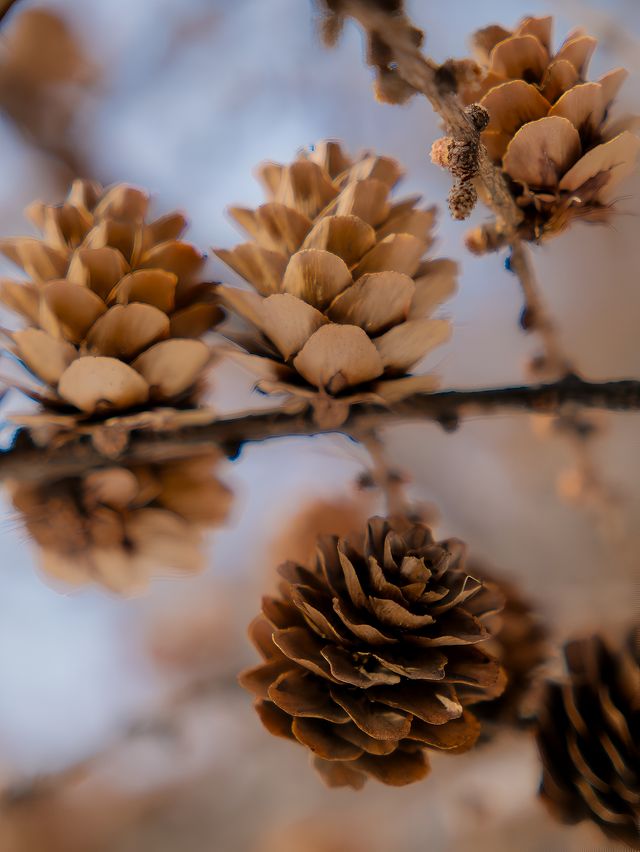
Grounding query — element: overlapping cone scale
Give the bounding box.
[10,449,232,594]
[459,16,639,246]
[216,141,457,427]
[0,180,222,421]
[239,515,506,788]
[535,629,640,848]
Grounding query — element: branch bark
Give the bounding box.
[2,376,639,482]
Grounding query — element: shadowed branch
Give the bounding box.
[1,375,639,481]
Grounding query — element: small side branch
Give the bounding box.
[508,240,573,379]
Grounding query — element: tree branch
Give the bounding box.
[2,376,639,482]
[332,0,523,233]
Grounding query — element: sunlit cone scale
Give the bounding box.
[216,141,457,427]
[239,515,506,788]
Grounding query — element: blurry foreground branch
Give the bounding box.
[0,0,19,24]
[1,376,640,481]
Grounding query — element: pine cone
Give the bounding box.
[460,16,640,244]
[216,141,457,427]
[239,515,506,789]
[0,181,222,438]
[0,9,96,169]
[10,449,232,593]
[536,629,640,847]
[471,566,549,729]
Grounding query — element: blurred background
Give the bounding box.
[0,0,638,849]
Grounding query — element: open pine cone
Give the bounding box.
[536,629,640,848]
[457,15,640,248]
[240,515,506,789]
[0,180,222,438]
[10,449,232,594]
[216,141,457,428]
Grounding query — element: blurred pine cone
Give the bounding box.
[217,141,457,427]
[10,449,232,594]
[240,515,505,789]
[459,15,640,247]
[0,8,97,173]
[472,566,548,729]
[0,181,222,439]
[536,629,640,847]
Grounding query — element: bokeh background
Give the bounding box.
[0,0,638,849]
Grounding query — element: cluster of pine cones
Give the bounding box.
[241,511,639,847]
[0,10,637,848]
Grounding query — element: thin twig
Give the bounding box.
[355,427,409,516]
[508,240,573,379]
[1,376,640,482]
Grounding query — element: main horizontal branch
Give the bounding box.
[1,375,639,481]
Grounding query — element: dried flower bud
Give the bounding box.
[464,222,510,255]
[449,180,477,220]
[464,103,490,132]
[430,136,452,169]
[447,137,480,181]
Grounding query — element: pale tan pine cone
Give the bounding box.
[454,15,639,247]
[216,141,457,428]
[0,181,222,442]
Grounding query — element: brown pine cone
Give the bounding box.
[536,629,640,848]
[471,567,549,729]
[0,181,222,438]
[459,16,640,245]
[239,515,506,789]
[10,449,232,594]
[216,141,457,428]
